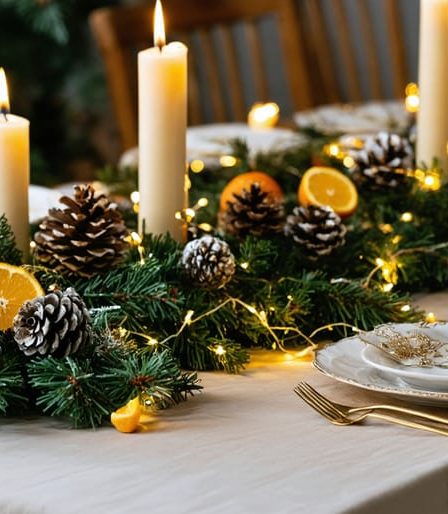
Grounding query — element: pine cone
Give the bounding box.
[34,185,129,278]
[181,235,235,288]
[13,288,90,357]
[349,132,414,189]
[284,206,347,258]
[219,183,285,238]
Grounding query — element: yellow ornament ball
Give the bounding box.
[220,171,283,211]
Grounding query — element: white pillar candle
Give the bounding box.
[138,0,188,241]
[417,0,448,172]
[0,68,29,258]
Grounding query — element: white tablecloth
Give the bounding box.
[2,294,448,514]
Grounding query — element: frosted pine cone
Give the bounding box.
[284,206,347,258]
[181,236,235,288]
[349,132,414,189]
[13,288,90,357]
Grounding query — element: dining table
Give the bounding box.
[1,292,448,514]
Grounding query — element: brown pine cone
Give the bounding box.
[219,183,285,238]
[34,184,129,278]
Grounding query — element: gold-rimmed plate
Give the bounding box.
[314,335,448,406]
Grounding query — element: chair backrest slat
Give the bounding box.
[244,20,269,103]
[183,33,204,125]
[217,25,246,120]
[332,0,363,102]
[357,1,383,99]
[197,29,227,122]
[383,0,408,98]
[305,0,341,104]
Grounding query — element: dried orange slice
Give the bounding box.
[111,397,141,433]
[0,263,44,331]
[298,166,358,218]
[220,171,283,211]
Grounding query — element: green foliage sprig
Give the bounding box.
[0,214,22,265]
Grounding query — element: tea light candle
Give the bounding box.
[248,102,280,130]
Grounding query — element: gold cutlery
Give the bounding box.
[294,381,448,436]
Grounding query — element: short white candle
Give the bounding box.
[248,102,280,130]
[138,0,188,241]
[0,68,30,258]
[416,0,448,172]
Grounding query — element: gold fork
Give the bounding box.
[299,381,448,426]
[294,382,448,436]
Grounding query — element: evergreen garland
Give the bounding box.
[3,134,448,428]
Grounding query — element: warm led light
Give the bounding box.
[29,241,36,250]
[175,211,182,220]
[0,68,10,114]
[185,207,196,220]
[425,312,436,323]
[391,235,402,245]
[240,261,249,270]
[214,345,226,356]
[220,155,237,167]
[130,191,140,204]
[400,304,411,312]
[198,223,213,232]
[375,258,385,267]
[184,310,194,324]
[400,212,413,223]
[382,283,394,292]
[190,160,205,173]
[424,175,435,187]
[328,144,340,157]
[147,337,158,346]
[378,224,393,234]
[343,156,355,168]
[197,197,208,208]
[154,0,166,49]
[125,231,143,247]
[247,102,280,129]
[405,83,419,113]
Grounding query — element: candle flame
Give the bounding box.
[0,68,10,114]
[154,0,166,49]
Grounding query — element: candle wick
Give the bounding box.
[1,109,8,122]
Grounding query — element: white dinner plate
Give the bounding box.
[362,345,448,391]
[29,185,63,224]
[314,336,448,406]
[294,100,412,136]
[119,123,307,169]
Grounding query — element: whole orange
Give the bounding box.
[220,171,283,211]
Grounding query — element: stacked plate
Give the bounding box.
[119,123,307,169]
[314,322,448,406]
[294,100,412,136]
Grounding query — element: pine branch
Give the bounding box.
[97,349,202,410]
[27,356,111,428]
[0,214,22,265]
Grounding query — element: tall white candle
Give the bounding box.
[138,0,187,241]
[417,0,448,172]
[0,68,29,258]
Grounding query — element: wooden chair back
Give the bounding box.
[297,0,410,105]
[90,0,312,150]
